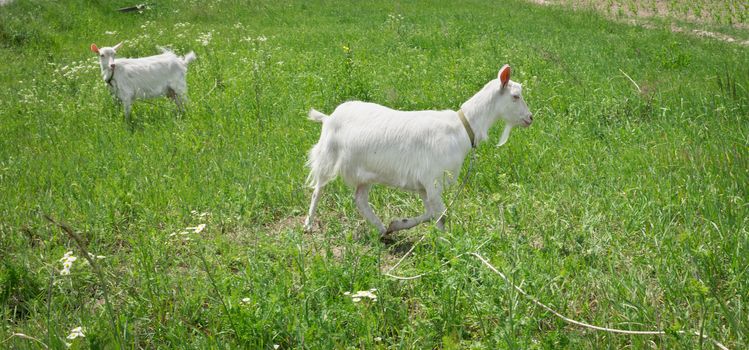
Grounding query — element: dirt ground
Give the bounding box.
[529,0,749,45]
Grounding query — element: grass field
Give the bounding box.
[1,0,748,348]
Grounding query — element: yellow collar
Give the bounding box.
[457,110,476,148]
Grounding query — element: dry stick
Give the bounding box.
[619,69,641,93]
[44,215,123,349]
[470,252,729,350]
[2,333,48,349]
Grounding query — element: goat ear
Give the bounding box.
[498,64,511,89]
[113,42,123,51]
[90,44,99,54]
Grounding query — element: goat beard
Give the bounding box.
[497,124,513,147]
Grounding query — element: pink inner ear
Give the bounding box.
[90,44,99,54]
[499,64,511,87]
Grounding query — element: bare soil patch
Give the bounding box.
[528,0,749,45]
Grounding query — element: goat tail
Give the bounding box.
[305,140,338,188]
[308,108,328,122]
[182,51,197,65]
[305,143,324,188]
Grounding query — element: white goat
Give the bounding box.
[304,64,533,235]
[90,42,196,122]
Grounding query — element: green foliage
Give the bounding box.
[0,0,747,348]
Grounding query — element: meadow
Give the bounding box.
[1,0,747,348]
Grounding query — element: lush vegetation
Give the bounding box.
[1,0,747,348]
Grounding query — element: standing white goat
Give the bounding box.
[304,64,532,236]
[90,42,196,122]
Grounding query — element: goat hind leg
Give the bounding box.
[354,184,386,235]
[304,185,323,232]
[167,88,185,113]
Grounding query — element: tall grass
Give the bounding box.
[1,0,747,348]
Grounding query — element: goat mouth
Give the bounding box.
[522,119,532,127]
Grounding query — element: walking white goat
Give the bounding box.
[304,64,533,235]
[90,42,196,122]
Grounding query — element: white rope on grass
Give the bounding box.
[470,252,729,350]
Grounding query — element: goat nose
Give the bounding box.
[528,114,533,121]
[110,63,115,68]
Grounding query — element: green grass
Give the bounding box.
[1,0,747,348]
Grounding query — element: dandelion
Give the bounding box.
[66,326,85,340]
[342,45,350,53]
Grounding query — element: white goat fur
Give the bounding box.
[90,42,196,121]
[304,65,532,235]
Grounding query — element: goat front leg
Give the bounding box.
[386,190,432,233]
[123,101,133,124]
[354,184,386,235]
[426,185,447,231]
[432,196,447,231]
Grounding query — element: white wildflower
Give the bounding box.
[59,251,77,275]
[88,252,106,259]
[66,326,85,340]
[273,345,280,349]
[374,336,382,342]
[241,297,251,304]
[186,224,206,234]
[190,210,211,219]
[197,31,213,46]
[347,289,378,303]
[257,35,267,42]
[105,31,117,35]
